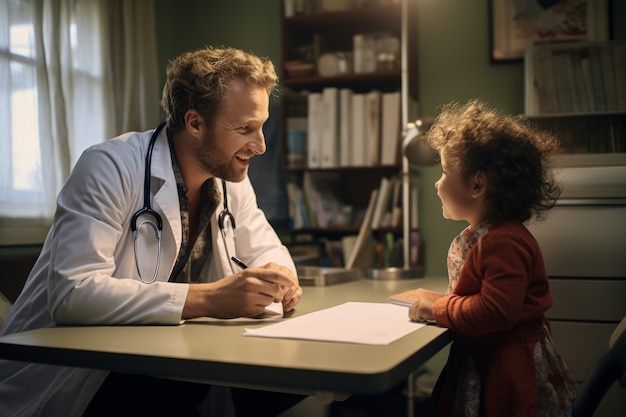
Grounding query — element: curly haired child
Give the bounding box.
[408,99,578,416]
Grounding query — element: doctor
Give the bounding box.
[0,47,303,416]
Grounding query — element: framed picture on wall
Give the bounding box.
[489,0,611,63]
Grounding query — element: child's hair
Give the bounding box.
[425,99,561,223]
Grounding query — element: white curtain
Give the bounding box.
[0,0,159,244]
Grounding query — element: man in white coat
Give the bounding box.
[0,47,303,417]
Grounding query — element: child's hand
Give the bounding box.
[408,299,434,322]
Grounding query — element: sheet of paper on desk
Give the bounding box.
[243,302,425,345]
[186,302,283,324]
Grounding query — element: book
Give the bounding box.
[613,43,626,111]
[341,235,358,267]
[301,172,317,228]
[569,52,590,113]
[380,91,401,165]
[307,93,323,168]
[389,174,402,228]
[286,181,309,229]
[388,289,422,307]
[344,189,378,270]
[364,90,381,166]
[379,175,400,229]
[339,88,353,167]
[578,56,595,112]
[551,50,577,113]
[600,45,618,111]
[526,45,559,114]
[409,176,419,229]
[370,176,392,230]
[350,93,367,166]
[587,47,606,112]
[321,87,339,168]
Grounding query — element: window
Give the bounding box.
[0,0,113,241]
[1,0,43,217]
[0,0,159,244]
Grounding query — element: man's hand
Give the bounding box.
[182,262,301,319]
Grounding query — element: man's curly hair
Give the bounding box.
[425,99,562,223]
[161,46,278,133]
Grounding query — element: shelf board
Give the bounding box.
[281,70,402,92]
[290,227,361,239]
[525,111,626,119]
[284,164,400,172]
[283,3,401,28]
[561,153,626,167]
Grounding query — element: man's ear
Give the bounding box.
[184,110,203,138]
[472,171,488,198]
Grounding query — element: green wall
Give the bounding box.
[154,0,282,100]
[412,1,523,277]
[154,0,625,277]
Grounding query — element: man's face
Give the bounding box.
[195,78,269,182]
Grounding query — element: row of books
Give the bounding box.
[286,171,407,232]
[345,174,421,269]
[306,87,402,168]
[331,231,406,269]
[286,172,423,270]
[525,41,626,115]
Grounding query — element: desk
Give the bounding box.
[0,277,452,397]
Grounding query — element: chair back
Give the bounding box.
[573,316,626,417]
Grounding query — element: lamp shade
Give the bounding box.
[402,119,437,166]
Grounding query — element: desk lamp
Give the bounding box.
[366,0,437,279]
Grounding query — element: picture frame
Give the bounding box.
[489,0,611,63]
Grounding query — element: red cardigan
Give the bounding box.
[431,220,573,416]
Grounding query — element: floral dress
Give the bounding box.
[433,219,578,417]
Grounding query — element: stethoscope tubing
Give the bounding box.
[132,123,237,283]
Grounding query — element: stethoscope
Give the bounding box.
[131,122,238,283]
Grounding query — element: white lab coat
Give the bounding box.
[0,127,296,417]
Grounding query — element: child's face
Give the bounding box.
[434,150,481,225]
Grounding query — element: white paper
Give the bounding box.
[243,302,425,345]
[186,302,283,324]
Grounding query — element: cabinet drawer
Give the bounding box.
[547,279,626,321]
[529,204,626,278]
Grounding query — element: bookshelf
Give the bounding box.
[524,43,626,417]
[524,40,626,166]
[279,0,418,269]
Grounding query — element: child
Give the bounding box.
[408,99,577,416]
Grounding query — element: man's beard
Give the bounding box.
[195,131,247,182]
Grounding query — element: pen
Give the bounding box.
[231,256,249,270]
